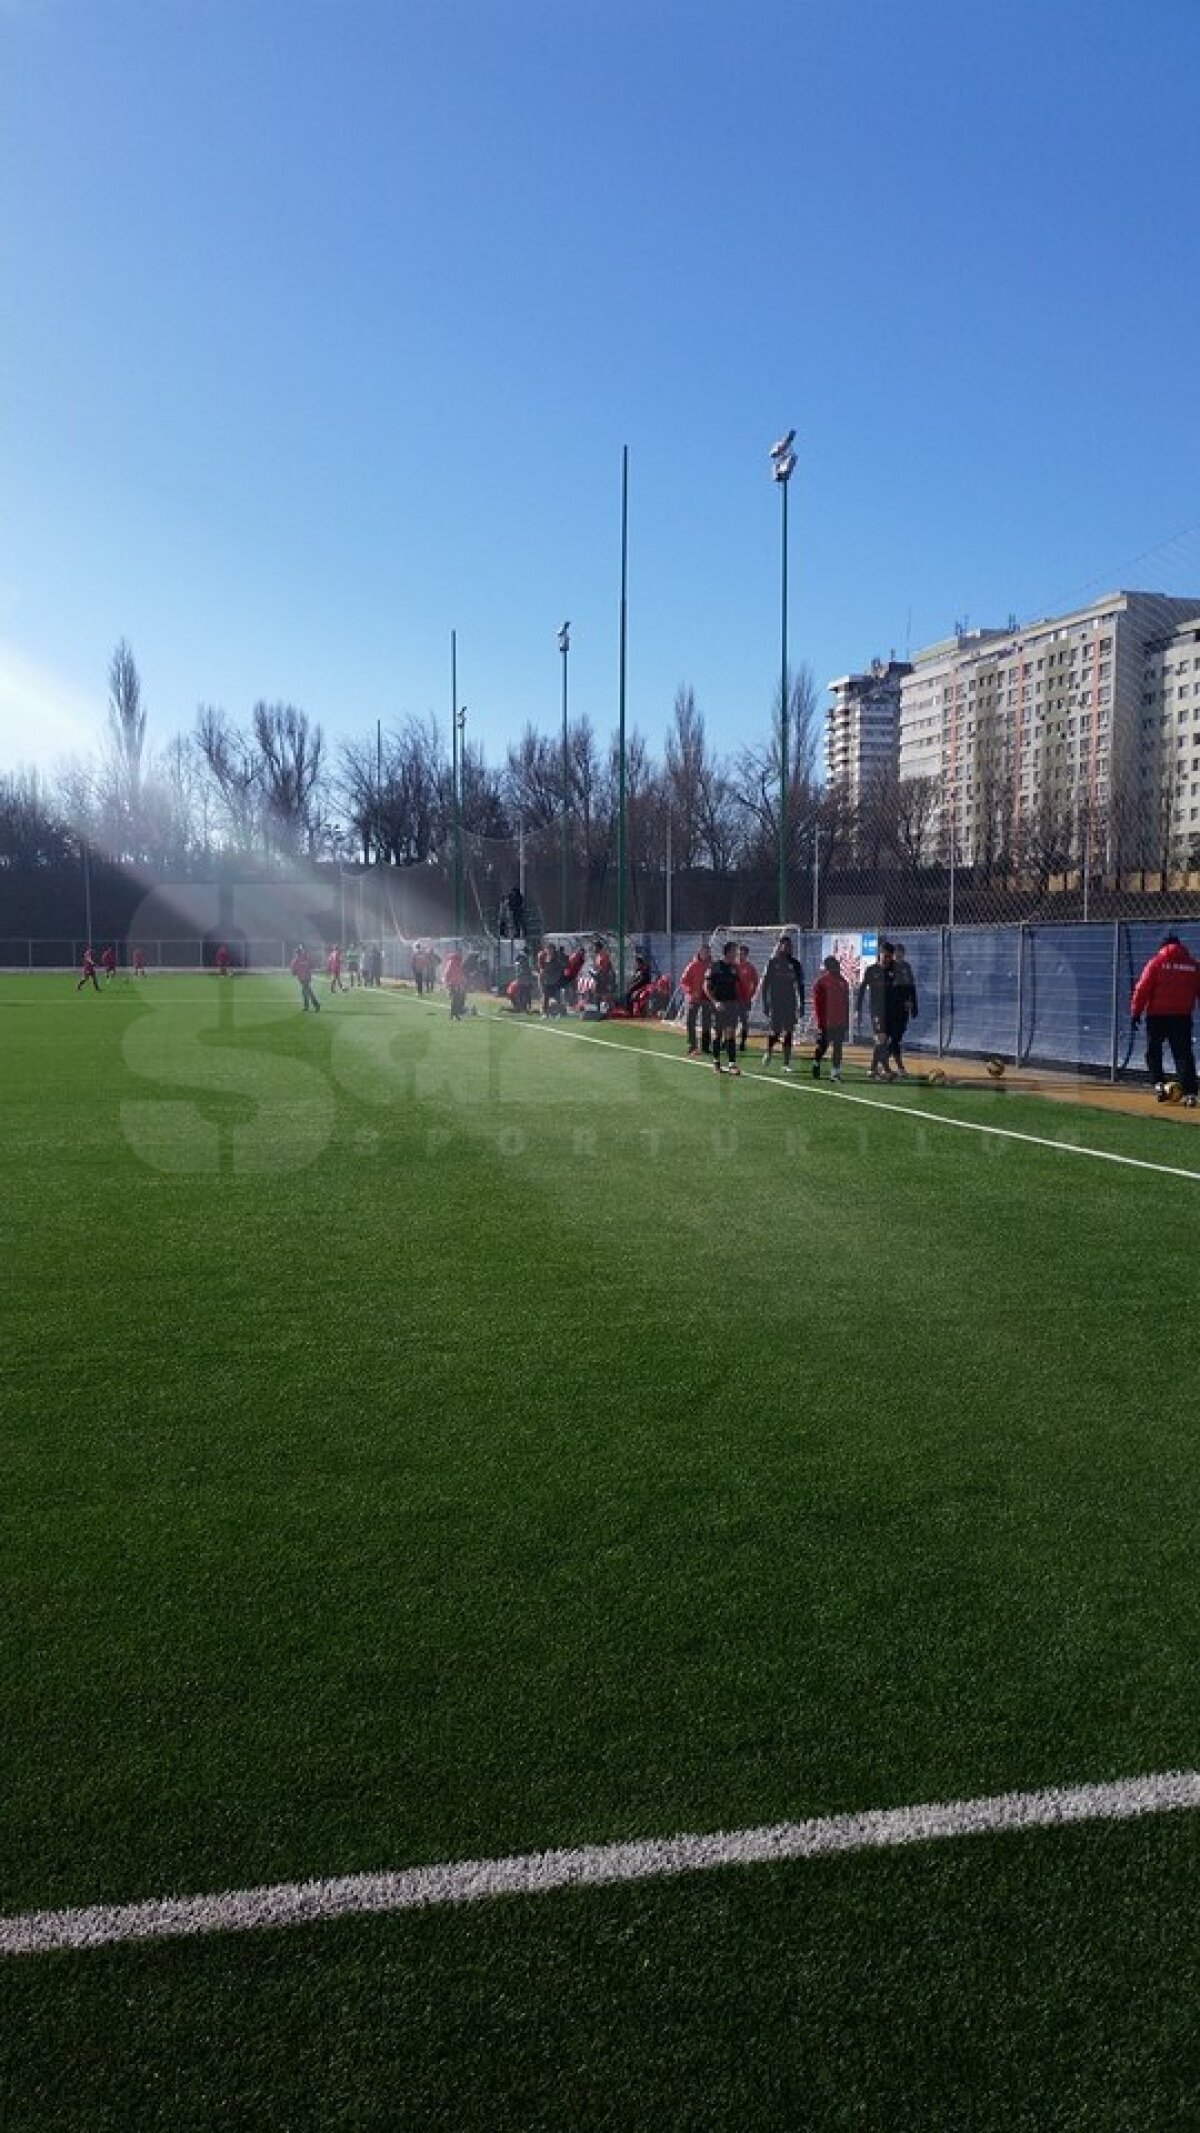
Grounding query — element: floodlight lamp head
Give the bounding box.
[769,428,796,462]
[772,451,796,484]
[558,622,570,651]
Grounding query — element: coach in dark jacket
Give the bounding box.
[760,934,806,1071]
[857,942,913,1080]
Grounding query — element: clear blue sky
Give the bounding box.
[3,0,1200,783]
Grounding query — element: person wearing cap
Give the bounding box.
[1130,931,1200,1106]
[759,933,806,1072]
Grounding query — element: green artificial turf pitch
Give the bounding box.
[2,974,1199,2128]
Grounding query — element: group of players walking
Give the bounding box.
[83,919,1191,1109]
[679,934,917,1081]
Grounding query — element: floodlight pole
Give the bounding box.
[769,430,796,928]
[779,471,790,927]
[559,622,570,929]
[616,447,629,995]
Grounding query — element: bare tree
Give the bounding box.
[503,725,562,833]
[855,765,896,874]
[663,687,706,870]
[251,703,324,854]
[340,716,453,865]
[158,734,207,863]
[892,775,940,875]
[662,686,739,877]
[0,771,71,866]
[195,707,260,849]
[731,667,821,873]
[90,640,151,857]
[1017,790,1074,891]
[459,743,509,841]
[108,640,147,799]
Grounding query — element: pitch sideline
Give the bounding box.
[4,1770,1198,1957]
[497,1009,1200,1185]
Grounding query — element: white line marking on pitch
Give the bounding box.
[502,1013,1200,1184]
[4,1771,1198,1957]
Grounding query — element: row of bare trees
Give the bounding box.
[0,644,331,869]
[3,641,1196,909]
[1,644,834,884]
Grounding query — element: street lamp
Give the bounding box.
[558,622,570,929]
[769,428,796,927]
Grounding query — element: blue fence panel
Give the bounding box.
[940,927,1020,1059]
[463,920,1200,1071]
[1024,925,1116,1071]
[888,932,941,1055]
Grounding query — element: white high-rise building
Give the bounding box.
[1140,611,1200,867]
[897,593,1200,870]
[824,659,910,807]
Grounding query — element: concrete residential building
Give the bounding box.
[897,592,1200,871]
[1141,611,1200,867]
[824,658,910,808]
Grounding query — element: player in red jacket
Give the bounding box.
[560,945,585,1011]
[290,944,321,1013]
[812,955,851,1082]
[1131,932,1200,1105]
[679,942,712,1056]
[326,945,345,993]
[442,948,467,1020]
[100,945,117,981]
[76,946,100,992]
[131,947,146,977]
[734,944,759,1054]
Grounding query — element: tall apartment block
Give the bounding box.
[1142,610,1200,863]
[896,592,1200,869]
[824,658,911,807]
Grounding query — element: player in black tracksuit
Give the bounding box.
[704,941,742,1074]
[760,935,806,1071]
[857,944,900,1080]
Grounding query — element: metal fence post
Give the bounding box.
[937,927,945,1057]
[1109,921,1121,1084]
[1015,923,1025,1067]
